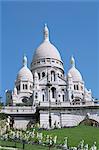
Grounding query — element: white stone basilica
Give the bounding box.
[5,24,99,129]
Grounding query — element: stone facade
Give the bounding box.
[5,24,99,129]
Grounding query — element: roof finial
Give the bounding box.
[23,54,27,67]
[44,23,49,41]
[70,55,75,67]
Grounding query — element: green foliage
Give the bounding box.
[0,105,2,110]
[0,96,4,107]
[0,113,8,120]
[0,102,4,106]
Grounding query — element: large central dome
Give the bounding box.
[31,24,64,72]
[32,24,62,62]
[33,40,61,61]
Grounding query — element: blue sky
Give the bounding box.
[0,1,99,102]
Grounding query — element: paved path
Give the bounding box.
[0,146,21,150]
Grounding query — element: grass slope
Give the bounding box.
[42,125,99,147]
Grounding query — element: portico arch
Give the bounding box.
[79,118,99,127]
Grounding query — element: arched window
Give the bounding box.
[71,94,74,99]
[35,92,38,99]
[23,84,27,90]
[25,84,27,89]
[74,85,79,90]
[23,84,25,89]
[42,72,45,78]
[77,85,79,90]
[51,71,55,81]
[51,87,56,98]
[30,85,32,90]
[42,94,44,102]
[62,95,65,101]
[38,73,40,79]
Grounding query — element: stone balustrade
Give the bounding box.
[0,106,36,115]
[39,102,99,108]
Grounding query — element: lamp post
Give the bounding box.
[22,139,25,150]
[14,135,17,148]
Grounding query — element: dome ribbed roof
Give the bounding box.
[16,55,33,82]
[17,66,33,82]
[68,56,82,81]
[32,24,62,62]
[33,41,61,61]
[68,66,82,81]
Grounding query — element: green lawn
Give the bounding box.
[0,125,99,149]
[42,125,99,147]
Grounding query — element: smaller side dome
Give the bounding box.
[68,67,82,81]
[16,55,33,82]
[68,56,82,81]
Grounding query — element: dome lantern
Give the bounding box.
[44,23,49,42]
[70,56,75,67]
[23,55,27,67]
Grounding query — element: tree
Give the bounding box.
[0,113,8,120]
[0,96,4,106]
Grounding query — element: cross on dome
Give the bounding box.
[23,54,27,67]
[44,23,49,41]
